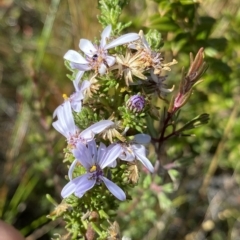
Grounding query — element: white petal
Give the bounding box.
[80,80,91,92]
[52,121,68,138]
[99,144,122,169]
[70,62,91,71]
[89,120,114,134]
[100,25,112,47]
[79,39,97,56]
[80,120,114,140]
[60,101,76,133]
[101,176,126,201]
[132,144,154,173]
[133,134,151,144]
[119,146,135,161]
[74,174,96,197]
[68,159,78,180]
[73,143,93,168]
[98,63,107,75]
[64,50,88,64]
[105,33,139,50]
[128,43,137,50]
[71,99,82,113]
[73,71,84,90]
[52,101,76,138]
[53,105,61,119]
[108,160,117,168]
[87,140,98,163]
[97,142,107,162]
[61,176,81,198]
[105,55,116,67]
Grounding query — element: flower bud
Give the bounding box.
[126,95,145,112]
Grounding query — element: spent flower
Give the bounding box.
[114,49,146,85]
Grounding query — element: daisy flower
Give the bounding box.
[64,25,139,75]
[61,140,126,201]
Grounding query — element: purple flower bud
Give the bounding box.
[127,95,145,112]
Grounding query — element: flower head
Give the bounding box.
[61,140,126,201]
[129,30,177,75]
[114,49,146,86]
[52,101,115,146]
[53,71,90,114]
[64,25,139,75]
[52,101,79,146]
[143,70,174,98]
[68,72,91,112]
[119,134,154,173]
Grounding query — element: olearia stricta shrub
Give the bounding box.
[47,0,209,239]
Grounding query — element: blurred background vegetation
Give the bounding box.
[0,0,240,239]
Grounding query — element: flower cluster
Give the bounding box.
[52,25,176,201]
[51,21,207,239]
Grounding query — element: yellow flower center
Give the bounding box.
[62,93,68,100]
[90,165,97,173]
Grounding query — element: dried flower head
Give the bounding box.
[83,74,100,98]
[143,70,174,98]
[107,221,121,240]
[99,121,125,143]
[114,50,146,86]
[127,162,139,184]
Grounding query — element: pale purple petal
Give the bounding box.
[119,145,135,161]
[52,121,69,138]
[80,80,91,92]
[101,176,126,201]
[79,129,94,142]
[68,159,78,180]
[99,63,107,75]
[100,25,112,48]
[105,33,139,50]
[53,105,61,119]
[108,160,117,168]
[132,144,154,172]
[87,140,98,163]
[105,55,116,67]
[60,101,76,134]
[71,97,82,113]
[70,62,91,71]
[99,144,121,169]
[89,120,114,134]
[133,134,151,144]
[71,80,90,113]
[74,173,96,197]
[73,142,93,168]
[61,175,82,198]
[79,39,97,56]
[64,50,88,64]
[97,142,107,161]
[52,101,76,138]
[73,71,84,90]
[80,120,114,140]
[128,43,137,50]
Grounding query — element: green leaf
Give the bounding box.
[149,15,179,32]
